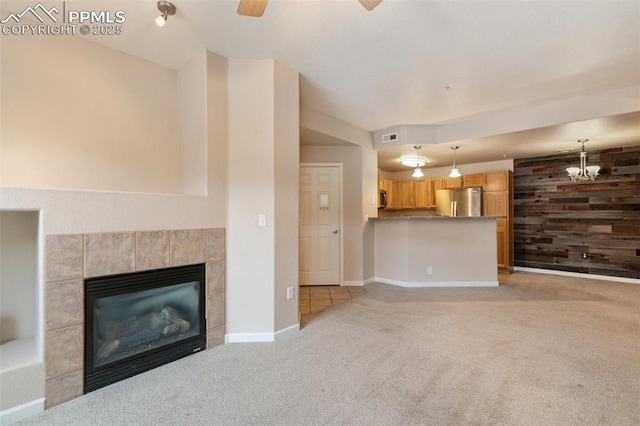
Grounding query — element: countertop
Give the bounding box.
[370,215,505,221]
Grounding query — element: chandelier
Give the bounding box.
[566,139,600,182]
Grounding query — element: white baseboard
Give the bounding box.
[274,323,300,339]
[374,277,499,288]
[363,277,376,286]
[0,398,44,425]
[514,267,640,285]
[225,323,300,343]
[342,280,364,287]
[303,280,371,287]
[225,333,275,343]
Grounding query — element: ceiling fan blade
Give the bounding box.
[358,0,383,11]
[237,0,268,17]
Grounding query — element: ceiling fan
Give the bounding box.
[237,0,383,17]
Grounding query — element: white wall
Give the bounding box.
[0,211,39,343]
[361,138,379,281]
[178,52,209,195]
[0,35,228,229]
[273,62,300,332]
[0,34,180,194]
[226,59,277,336]
[206,52,229,225]
[227,59,298,340]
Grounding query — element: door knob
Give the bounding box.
[331,229,339,234]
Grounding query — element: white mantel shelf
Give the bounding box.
[372,217,499,287]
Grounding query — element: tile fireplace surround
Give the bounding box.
[45,228,225,408]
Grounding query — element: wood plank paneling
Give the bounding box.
[513,145,640,279]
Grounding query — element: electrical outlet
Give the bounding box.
[581,253,588,259]
[287,287,294,300]
[427,267,433,275]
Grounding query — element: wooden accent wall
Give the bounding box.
[513,145,640,279]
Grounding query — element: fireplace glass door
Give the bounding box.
[85,264,206,392]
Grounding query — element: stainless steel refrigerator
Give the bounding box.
[436,188,482,217]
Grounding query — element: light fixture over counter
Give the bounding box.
[155,1,176,27]
[566,139,601,182]
[449,146,461,178]
[400,146,427,178]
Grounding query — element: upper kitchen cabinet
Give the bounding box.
[463,173,485,188]
[444,177,463,189]
[485,170,509,191]
[398,181,414,209]
[378,178,398,209]
[378,178,432,210]
[413,180,430,209]
[428,178,443,207]
[387,181,399,209]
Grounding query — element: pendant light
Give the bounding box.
[449,146,461,178]
[410,146,425,178]
[566,139,601,182]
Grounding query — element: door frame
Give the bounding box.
[299,163,344,286]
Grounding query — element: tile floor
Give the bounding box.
[299,285,367,328]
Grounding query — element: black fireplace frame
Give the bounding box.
[84,263,206,393]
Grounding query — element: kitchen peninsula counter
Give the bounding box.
[371,215,499,287]
[370,215,505,220]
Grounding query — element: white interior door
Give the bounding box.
[299,166,341,285]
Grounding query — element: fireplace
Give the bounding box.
[84,263,206,393]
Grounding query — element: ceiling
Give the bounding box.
[7,0,638,170]
[375,111,640,172]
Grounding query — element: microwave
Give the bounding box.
[379,189,387,209]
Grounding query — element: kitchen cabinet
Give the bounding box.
[379,178,396,209]
[387,180,399,210]
[482,170,512,269]
[485,170,508,191]
[444,177,463,189]
[463,173,485,188]
[379,179,431,210]
[413,180,430,208]
[398,181,414,209]
[483,191,508,216]
[495,218,509,268]
[428,178,443,207]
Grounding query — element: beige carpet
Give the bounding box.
[18,271,640,425]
